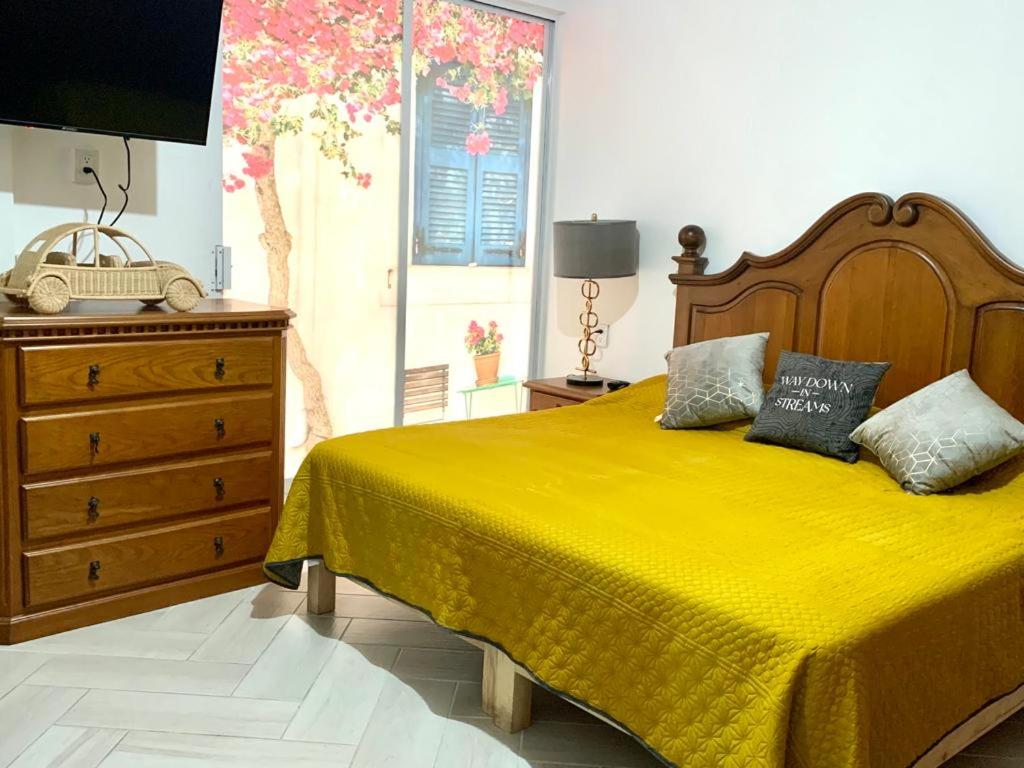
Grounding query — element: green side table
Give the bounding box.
[458,375,522,419]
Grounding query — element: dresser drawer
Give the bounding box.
[22,451,274,541]
[21,392,275,475]
[23,508,271,608]
[19,337,275,407]
[529,392,579,411]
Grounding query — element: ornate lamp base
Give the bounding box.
[566,372,604,387]
[564,278,604,386]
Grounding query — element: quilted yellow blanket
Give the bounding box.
[265,375,1024,768]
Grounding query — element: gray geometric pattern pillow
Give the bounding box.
[660,332,768,429]
[745,351,890,462]
[850,370,1024,494]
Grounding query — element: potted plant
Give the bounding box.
[465,320,503,386]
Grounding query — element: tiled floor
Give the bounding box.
[1,575,1023,768]
[0,574,661,767]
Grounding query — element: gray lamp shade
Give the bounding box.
[553,219,639,279]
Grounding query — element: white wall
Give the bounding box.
[0,70,222,284]
[543,0,1024,381]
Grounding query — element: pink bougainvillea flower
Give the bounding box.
[241,151,274,178]
[465,130,492,156]
[507,18,544,51]
[493,87,508,116]
[221,0,545,192]
[221,174,245,191]
[431,43,456,62]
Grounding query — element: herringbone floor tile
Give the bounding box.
[3,575,1019,767]
[0,577,662,767]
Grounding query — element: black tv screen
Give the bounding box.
[0,1,224,145]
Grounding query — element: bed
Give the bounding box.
[265,192,1024,768]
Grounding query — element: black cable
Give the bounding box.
[110,137,131,227]
[84,167,108,226]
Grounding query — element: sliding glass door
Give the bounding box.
[220,0,551,470]
[402,0,549,424]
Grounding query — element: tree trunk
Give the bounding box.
[252,133,333,450]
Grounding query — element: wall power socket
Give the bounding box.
[74,148,99,185]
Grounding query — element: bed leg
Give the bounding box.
[307,562,336,615]
[482,645,532,733]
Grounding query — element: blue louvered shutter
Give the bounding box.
[414,86,475,265]
[474,98,532,267]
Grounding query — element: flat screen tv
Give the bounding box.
[0,1,224,145]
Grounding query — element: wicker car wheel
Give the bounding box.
[28,276,71,314]
[10,295,29,306]
[164,278,201,311]
[140,298,164,306]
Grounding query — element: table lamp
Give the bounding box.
[553,215,638,386]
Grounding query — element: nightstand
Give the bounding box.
[523,377,615,411]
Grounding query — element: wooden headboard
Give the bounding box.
[670,192,1024,420]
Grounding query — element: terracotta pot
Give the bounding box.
[473,351,500,386]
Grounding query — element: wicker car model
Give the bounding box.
[0,223,207,314]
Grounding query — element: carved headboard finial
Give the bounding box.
[893,200,919,226]
[867,195,919,227]
[674,225,708,276]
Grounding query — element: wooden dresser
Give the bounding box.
[0,299,291,643]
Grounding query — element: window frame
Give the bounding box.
[412,66,533,268]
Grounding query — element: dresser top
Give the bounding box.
[0,298,292,339]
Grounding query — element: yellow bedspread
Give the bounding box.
[265,375,1024,768]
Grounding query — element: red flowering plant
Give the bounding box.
[221,0,543,445]
[465,320,503,356]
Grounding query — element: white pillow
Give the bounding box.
[659,333,768,429]
[850,370,1024,494]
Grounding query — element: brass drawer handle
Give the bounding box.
[89,432,101,455]
[215,357,226,380]
[214,418,225,438]
[88,560,101,581]
[87,496,100,522]
[88,364,101,388]
[213,477,225,500]
[214,536,225,557]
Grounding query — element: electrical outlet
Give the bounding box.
[74,148,99,184]
[594,323,610,349]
